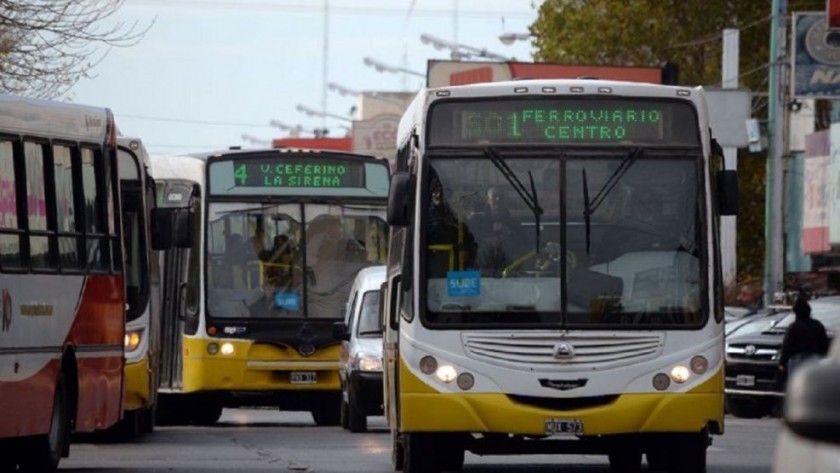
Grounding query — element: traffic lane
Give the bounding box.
[61,410,780,472]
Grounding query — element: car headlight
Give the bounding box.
[124,330,142,353]
[356,353,382,372]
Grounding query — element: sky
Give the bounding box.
[67,0,541,155]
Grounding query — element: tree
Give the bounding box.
[0,0,150,99]
[529,0,822,283]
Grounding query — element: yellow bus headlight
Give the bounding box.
[670,365,691,384]
[124,330,142,353]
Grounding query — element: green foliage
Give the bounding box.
[529,0,823,282]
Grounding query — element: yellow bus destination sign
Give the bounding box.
[428,98,699,146]
[231,158,366,188]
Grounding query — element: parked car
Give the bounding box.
[333,265,386,432]
[772,336,840,472]
[725,296,840,419]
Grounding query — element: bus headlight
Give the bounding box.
[456,373,475,391]
[652,373,671,391]
[690,356,709,375]
[124,330,142,352]
[419,356,438,375]
[670,365,691,384]
[220,342,235,356]
[207,343,219,355]
[435,365,457,383]
[356,353,382,372]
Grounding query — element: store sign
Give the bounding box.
[793,12,840,98]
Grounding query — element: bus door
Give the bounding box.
[156,180,198,391]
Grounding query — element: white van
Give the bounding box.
[333,265,387,432]
[772,336,840,472]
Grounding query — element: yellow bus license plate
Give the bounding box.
[545,418,584,435]
[290,371,317,384]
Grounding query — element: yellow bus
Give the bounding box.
[151,148,389,425]
[104,136,168,440]
[383,79,739,472]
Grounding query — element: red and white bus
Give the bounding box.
[0,94,126,471]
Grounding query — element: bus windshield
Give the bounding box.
[207,202,387,320]
[424,152,704,328]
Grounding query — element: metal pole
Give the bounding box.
[322,0,330,130]
[764,0,787,306]
[721,28,739,289]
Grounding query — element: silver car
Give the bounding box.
[333,265,386,432]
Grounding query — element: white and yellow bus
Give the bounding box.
[383,79,738,473]
[106,136,167,440]
[151,148,389,425]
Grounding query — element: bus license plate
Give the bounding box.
[545,418,584,435]
[290,371,317,384]
[736,374,755,387]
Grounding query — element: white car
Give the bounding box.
[333,265,386,432]
[772,337,840,472]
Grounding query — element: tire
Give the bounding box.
[667,433,707,473]
[108,410,141,442]
[403,433,440,473]
[725,397,768,419]
[311,403,342,426]
[646,448,670,471]
[192,403,223,426]
[139,404,156,434]
[19,370,69,472]
[347,388,367,433]
[438,441,465,472]
[608,447,642,473]
[340,397,350,430]
[391,430,404,471]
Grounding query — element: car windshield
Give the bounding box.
[205,202,387,319]
[358,290,381,336]
[423,152,704,328]
[769,299,840,334]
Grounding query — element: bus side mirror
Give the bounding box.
[389,276,401,331]
[387,173,414,226]
[717,170,738,216]
[378,281,388,332]
[174,209,195,249]
[332,321,350,341]
[783,362,840,444]
[150,207,174,251]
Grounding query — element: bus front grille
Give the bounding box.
[462,332,664,370]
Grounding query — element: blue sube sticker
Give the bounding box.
[274,292,300,311]
[447,270,480,297]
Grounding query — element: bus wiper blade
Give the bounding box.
[587,147,644,216]
[216,204,278,215]
[484,147,544,252]
[582,168,591,256]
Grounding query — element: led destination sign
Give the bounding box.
[231,158,365,189]
[428,99,699,146]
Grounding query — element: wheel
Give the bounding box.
[403,433,440,473]
[646,448,670,471]
[340,397,350,430]
[107,410,141,442]
[725,397,768,419]
[391,429,404,471]
[191,403,223,426]
[139,404,156,434]
[666,433,707,473]
[347,388,367,433]
[438,440,465,472]
[19,370,69,472]
[311,403,342,426]
[608,447,642,473]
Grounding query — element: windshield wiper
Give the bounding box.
[581,147,644,255]
[484,147,543,252]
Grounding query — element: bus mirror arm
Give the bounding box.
[716,170,738,216]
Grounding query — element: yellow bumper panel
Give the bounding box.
[123,355,151,411]
[399,361,723,435]
[181,337,341,393]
